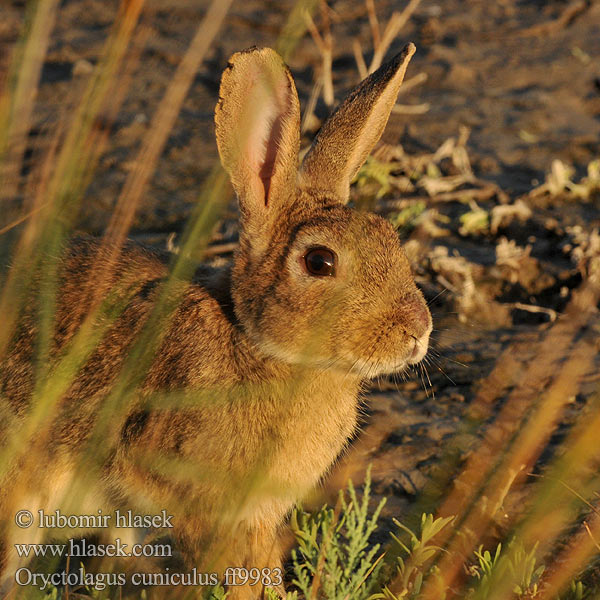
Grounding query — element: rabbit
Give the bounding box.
[0,42,431,599]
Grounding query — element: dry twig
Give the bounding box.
[304,1,334,107]
[518,0,591,37]
[392,102,430,114]
[369,0,422,73]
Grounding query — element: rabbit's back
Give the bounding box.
[1,239,252,437]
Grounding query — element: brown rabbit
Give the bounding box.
[0,43,431,598]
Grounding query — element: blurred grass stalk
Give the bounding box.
[0,0,147,484]
[0,0,145,359]
[0,0,59,203]
[414,270,600,599]
[0,2,146,501]
[70,0,321,562]
[57,0,236,466]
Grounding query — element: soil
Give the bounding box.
[1,0,600,590]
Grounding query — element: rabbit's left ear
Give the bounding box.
[215,47,300,222]
[299,43,416,203]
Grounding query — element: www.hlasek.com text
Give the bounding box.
[14,538,172,560]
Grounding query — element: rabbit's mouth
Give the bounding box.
[407,333,429,365]
[365,330,431,376]
[349,346,429,378]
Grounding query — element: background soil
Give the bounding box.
[1,0,600,579]
[1,0,599,229]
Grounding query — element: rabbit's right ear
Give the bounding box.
[299,43,415,203]
[215,47,300,228]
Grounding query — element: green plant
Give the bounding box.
[557,580,590,600]
[287,473,597,600]
[208,583,229,599]
[373,514,454,600]
[290,468,386,600]
[466,543,503,596]
[354,156,396,200]
[509,542,546,597]
[467,541,546,599]
[389,201,426,236]
[265,589,298,600]
[459,207,489,236]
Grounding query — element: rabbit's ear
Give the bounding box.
[215,47,300,221]
[299,43,416,203]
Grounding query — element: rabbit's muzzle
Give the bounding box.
[406,297,432,365]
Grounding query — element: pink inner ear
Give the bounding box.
[245,74,292,208]
[259,112,284,205]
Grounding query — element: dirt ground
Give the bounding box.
[1,0,600,586]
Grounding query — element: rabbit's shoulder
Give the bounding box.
[146,263,270,390]
[65,239,258,389]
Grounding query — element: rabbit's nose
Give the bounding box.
[404,295,432,339]
[403,296,431,365]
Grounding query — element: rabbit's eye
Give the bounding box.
[304,247,336,277]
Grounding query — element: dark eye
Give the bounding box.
[303,247,336,277]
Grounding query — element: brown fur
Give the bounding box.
[0,44,430,598]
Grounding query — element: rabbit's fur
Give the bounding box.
[0,44,431,598]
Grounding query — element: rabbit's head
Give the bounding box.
[215,45,431,377]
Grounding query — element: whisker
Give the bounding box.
[417,362,430,398]
[421,362,435,399]
[427,287,450,306]
[440,355,470,369]
[425,353,458,385]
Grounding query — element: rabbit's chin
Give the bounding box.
[347,357,414,379]
[257,338,421,379]
[346,337,430,378]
